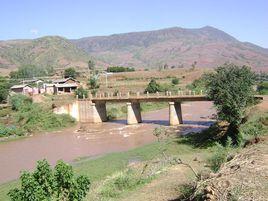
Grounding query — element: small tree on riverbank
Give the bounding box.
[8,159,90,201]
[206,63,256,144]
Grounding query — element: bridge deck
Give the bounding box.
[88,95,209,103]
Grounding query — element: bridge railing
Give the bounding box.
[83,90,207,100]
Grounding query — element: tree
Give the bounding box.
[75,87,88,99]
[9,65,49,79]
[106,66,135,73]
[163,63,169,69]
[88,60,95,73]
[10,94,32,110]
[88,76,99,89]
[171,78,179,85]
[0,76,10,103]
[144,79,163,93]
[206,63,255,144]
[64,68,78,78]
[8,159,90,201]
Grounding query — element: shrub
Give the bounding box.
[0,124,24,137]
[208,140,231,172]
[75,87,88,99]
[107,66,135,73]
[257,82,268,95]
[14,103,75,133]
[88,76,99,89]
[8,159,90,201]
[107,107,120,120]
[186,77,206,92]
[100,170,148,198]
[10,94,32,111]
[0,76,10,103]
[64,67,78,78]
[206,64,255,144]
[171,78,179,85]
[144,79,163,93]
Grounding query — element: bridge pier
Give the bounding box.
[169,102,183,125]
[90,102,107,123]
[127,102,142,125]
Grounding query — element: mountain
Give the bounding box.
[71,26,268,69]
[0,36,91,73]
[1,26,268,74]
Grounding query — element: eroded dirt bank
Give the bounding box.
[0,101,214,184]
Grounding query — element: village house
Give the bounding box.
[45,77,80,94]
[10,84,33,95]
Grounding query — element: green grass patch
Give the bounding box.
[257,82,268,95]
[1,94,76,138]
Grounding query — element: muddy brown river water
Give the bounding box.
[0,101,215,184]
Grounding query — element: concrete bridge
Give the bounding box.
[54,92,264,126]
[78,91,209,125]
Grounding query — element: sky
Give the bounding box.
[0,0,268,47]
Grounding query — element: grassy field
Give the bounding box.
[83,68,209,95]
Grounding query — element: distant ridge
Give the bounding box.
[0,36,90,72]
[1,26,268,73]
[71,26,268,69]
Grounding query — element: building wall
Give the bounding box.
[45,86,55,94]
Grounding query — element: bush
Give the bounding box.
[144,79,163,93]
[8,159,90,201]
[75,87,88,99]
[186,77,206,92]
[64,67,78,78]
[14,102,75,133]
[107,107,120,120]
[208,143,228,172]
[100,170,149,198]
[107,105,127,120]
[257,82,268,95]
[171,78,179,85]
[0,76,10,103]
[107,66,135,73]
[88,76,99,89]
[10,94,32,111]
[0,124,24,137]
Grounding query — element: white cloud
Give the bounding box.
[30,29,39,35]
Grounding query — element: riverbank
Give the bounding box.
[0,132,213,200]
[0,101,215,184]
[1,106,267,200]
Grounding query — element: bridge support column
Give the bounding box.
[169,102,183,126]
[127,102,142,125]
[90,102,107,123]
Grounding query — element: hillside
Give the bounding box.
[1,26,268,74]
[0,36,91,73]
[72,26,268,69]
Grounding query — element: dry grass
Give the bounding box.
[95,68,210,94]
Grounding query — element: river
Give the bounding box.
[0,101,215,184]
